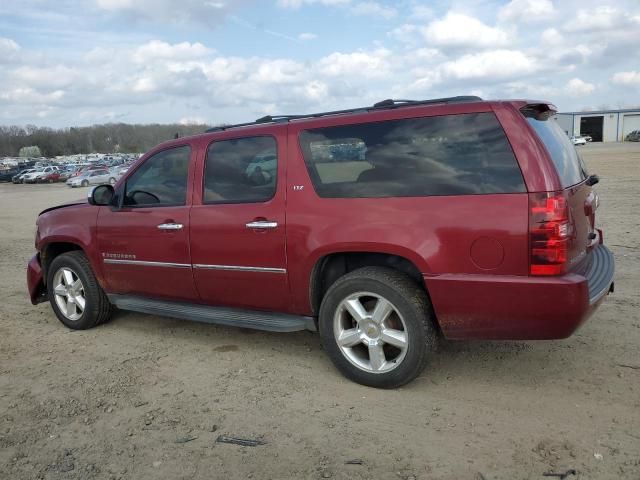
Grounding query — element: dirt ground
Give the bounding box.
[1,142,639,480]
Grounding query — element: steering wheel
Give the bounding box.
[128,190,160,205]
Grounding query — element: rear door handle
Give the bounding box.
[246,220,278,229]
[157,223,184,230]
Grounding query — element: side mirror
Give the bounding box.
[88,184,115,206]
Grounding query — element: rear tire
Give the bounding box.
[47,251,113,330]
[319,267,436,388]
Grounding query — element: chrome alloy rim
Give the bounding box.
[52,267,85,321]
[333,292,408,374]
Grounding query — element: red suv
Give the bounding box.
[27,97,615,388]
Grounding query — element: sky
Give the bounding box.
[0,0,639,127]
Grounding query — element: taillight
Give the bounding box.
[529,192,572,276]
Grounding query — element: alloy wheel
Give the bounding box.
[52,267,86,321]
[333,292,408,374]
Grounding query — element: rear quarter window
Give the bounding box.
[299,112,525,198]
[526,115,588,187]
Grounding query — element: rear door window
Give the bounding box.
[526,115,588,187]
[299,112,525,198]
[203,136,277,204]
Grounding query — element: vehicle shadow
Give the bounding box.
[109,309,589,392]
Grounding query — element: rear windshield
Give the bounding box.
[299,112,526,198]
[526,115,588,187]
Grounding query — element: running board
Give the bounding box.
[108,295,317,333]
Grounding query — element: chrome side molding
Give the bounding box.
[103,259,191,268]
[193,264,286,274]
[103,259,286,273]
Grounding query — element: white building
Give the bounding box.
[554,108,640,142]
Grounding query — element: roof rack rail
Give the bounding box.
[204,95,482,133]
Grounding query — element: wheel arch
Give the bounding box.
[41,241,86,285]
[308,250,429,316]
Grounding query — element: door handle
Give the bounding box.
[157,223,184,230]
[246,220,278,229]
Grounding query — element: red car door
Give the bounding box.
[97,145,199,301]
[189,126,290,312]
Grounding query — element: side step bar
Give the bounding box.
[108,295,317,333]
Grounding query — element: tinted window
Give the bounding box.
[123,146,190,207]
[527,116,587,187]
[299,112,525,198]
[204,136,277,203]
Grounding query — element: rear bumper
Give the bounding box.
[426,245,615,340]
[27,254,47,305]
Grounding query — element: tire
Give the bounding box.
[81,180,89,187]
[47,251,112,330]
[319,267,437,388]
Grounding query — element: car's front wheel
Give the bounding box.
[319,267,437,388]
[47,251,113,330]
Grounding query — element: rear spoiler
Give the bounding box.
[520,103,557,121]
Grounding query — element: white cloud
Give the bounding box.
[276,0,349,7]
[317,49,391,78]
[388,24,418,43]
[439,49,538,81]
[3,1,640,127]
[298,32,317,41]
[612,71,640,87]
[423,12,510,49]
[95,0,244,25]
[541,28,564,46]
[351,2,396,19]
[566,78,595,96]
[132,40,211,63]
[563,6,638,33]
[498,0,554,23]
[410,5,433,20]
[0,37,20,63]
[178,116,207,125]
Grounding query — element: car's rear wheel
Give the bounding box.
[319,267,436,388]
[47,251,112,330]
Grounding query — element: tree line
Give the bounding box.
[0,123,212,157]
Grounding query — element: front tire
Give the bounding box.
[47,251,113,330]
[81,180,89,187]
[319,267,437,388]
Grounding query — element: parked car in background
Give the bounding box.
[22,166,60,184]
[59,166,80,182]
[66,169,116,187]
[625,130,640,142]
[28,96,615,388]
[12,169,37,183]
[0,169,19,182]
[582,135,593,142]
[571,135,587,146]
[40,171,62,183]
[68,164,108,179]
[109,165,130,181]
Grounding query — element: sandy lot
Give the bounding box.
[1,143,639,480]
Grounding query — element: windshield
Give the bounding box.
[526,114,588,187]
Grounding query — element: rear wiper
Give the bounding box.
[586,174,599,186]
